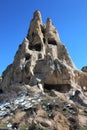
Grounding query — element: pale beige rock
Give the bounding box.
[46,18,60,42]
[0,10,87,98]
[36,117,52,127]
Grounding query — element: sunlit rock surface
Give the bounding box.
[0,10,87,130]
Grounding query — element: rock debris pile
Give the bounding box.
[0,92,44,119]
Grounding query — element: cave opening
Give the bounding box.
[34,44,42,51]
[29,43,42,51]
[25,53,31,61]
[0,89,3,94]
[48,39,57,45]
[44,83,71,93]
[29,44,33,50]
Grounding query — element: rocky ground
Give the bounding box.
[0,87,87,130]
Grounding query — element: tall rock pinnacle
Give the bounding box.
[1,10,87,96]
[46,18,60,42]
[27,10,44,48]
[0,10,75,91]
[27,10,61,52]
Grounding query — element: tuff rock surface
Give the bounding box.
[0,10,87,130]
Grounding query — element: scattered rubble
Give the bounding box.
[0,92,45,119]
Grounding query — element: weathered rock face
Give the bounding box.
[0,10,76,92]
[0,10,87,96]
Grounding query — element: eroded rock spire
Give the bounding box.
[33,10,42,22]
[27,10,60,50]
[46,18,60,43]
[0,10,81,94]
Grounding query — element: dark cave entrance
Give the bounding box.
[29,43,42,51]
[0,89,3,94]
[34,44,42,51]
[48,39,57,45]
[25,53,31,61]
[44,83,71,93]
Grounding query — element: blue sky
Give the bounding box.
[0,0,87,75]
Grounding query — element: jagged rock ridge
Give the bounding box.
[1,10,87,99]
[0,10,76,91]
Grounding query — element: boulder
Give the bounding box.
[81,66,87,73]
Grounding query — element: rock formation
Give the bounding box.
[0,10,76,92]
[1,10,87,94]
[0,10,87,130]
